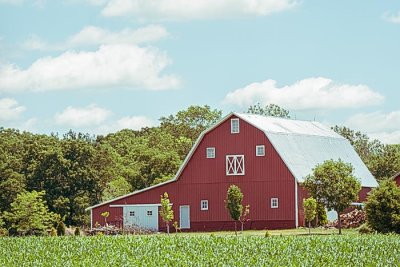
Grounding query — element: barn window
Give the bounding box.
[201,200,208,211]
[271,198,279,208]
[256,145,265,156]
[206,147,215,158]
[147,210,153,216]
[129,211,135,216]
[231,118,240,134]
[226,155,245,175]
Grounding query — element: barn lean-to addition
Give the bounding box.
[86,113,378,231]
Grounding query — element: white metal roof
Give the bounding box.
[235,113,378,188]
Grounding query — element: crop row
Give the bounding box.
[0,234,399,266]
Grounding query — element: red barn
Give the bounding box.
[86,113,378,231]
[393,171,400,187]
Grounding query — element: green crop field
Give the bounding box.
[0,234,399,266]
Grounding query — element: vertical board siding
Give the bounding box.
[395,174,400,186]
[92,115,374,231]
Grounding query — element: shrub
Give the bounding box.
[50,227,57,236]
[264,231,271,238]
[358,224,374,234]
[365,180,400,233]
[74,227,80,236]
[56,221,66,236]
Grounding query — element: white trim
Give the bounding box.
[200,200,208,211]
[295,181,298,228]
[111,204,161,208]
[256,145,265,156]
[226,155,245,176]
[231,118,240,134]
[180,205,191,229]
[271,198,279,208]
[206,147,215,159]
[90,209,93,229]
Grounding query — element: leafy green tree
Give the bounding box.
[303,197,317,234]
[160,105,222,145]
[247,103,290,118]
[303,159,361,234]
[365,180,400,233]
[225,184,244,235]
[368,145,400,181]
[332,126,383,164]
[315,202,328,226]
[159,192,174,234]
[102,177,132,201]
[3,190,56,236]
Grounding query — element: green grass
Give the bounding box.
[0,233,399,266]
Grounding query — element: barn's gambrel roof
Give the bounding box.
[86,112,377,210]
[236,113,378,188]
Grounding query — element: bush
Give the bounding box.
[50,227,57,236]
[365,180,400,233]
[264,231,271,238]
[56,221,66,236]
[74,227,80,236]
[358,224,374,234]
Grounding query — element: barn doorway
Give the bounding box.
[180,205,190,229]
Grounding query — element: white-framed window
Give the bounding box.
[256,145,265,156]
[147,210,153,216]
[231,118,240,134]
[271,198,279,209]
[226,155,245,175]
[129,211,135,216]
[206,147,215,158]
[201,200,208,211]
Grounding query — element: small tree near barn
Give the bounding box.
[303,159,361,235]
[160,192,174,234]
[303,197,317,235]
[239,204,250,234]
[225,184,244,235]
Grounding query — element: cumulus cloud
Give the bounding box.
[382,11,400,24]
[23,25,169,51]
[223,77,384,110]
[115,116,154,130]
[0,98,25,121]
[345,111,400,144]
[98,115,155,133]
[0,44,180,92]
[54,105,111,127]
[92,0,297,20]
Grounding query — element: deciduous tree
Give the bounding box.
[159,192,174,234]
[303,159,361,235]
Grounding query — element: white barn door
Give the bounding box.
[123,205,158,231]
[180,205,190,229]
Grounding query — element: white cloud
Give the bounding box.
[115,116,154,130]
[345,111,400,144]
[382,11,400,24]
[0,98,25,121]
[0,0,23,5]
[94,0,297,20]
[22,25,169,51]
[0,44,180,92]
[223,77,384,110]
[54,104,111,127]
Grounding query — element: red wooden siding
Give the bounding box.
[91,114,376,231]
[395,174,400,187]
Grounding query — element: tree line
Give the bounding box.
[0,103,399,235]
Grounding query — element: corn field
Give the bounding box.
[0,234,399,266]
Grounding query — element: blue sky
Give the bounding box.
[0,0,399,143]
